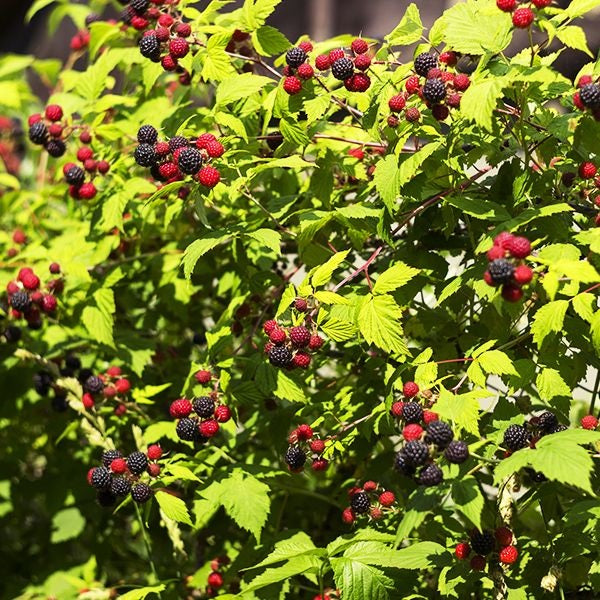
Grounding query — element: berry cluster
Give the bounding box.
[385,51,469,126]
[204,555,230,596]
[6,228,27,259]
[483,231,533,302]
[495,0,551,29]
[5,265,63,329]
[283,38,372,96]
[392,381,469,486]
[69,14,94,51]
[134,125,223,189]
[81,365,133,416]
[33,354,85,412]
[170,394,232,444]
[502,410,568,455]
[263,306,324,370]
[341,480,396,525]
[27,105,68,158]
[284,424,329,472]
[87,445,163,507]
[455,526,518,573]
[63,135,110,200]
[573,75,600,120]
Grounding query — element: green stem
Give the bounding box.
[135,503,158,581]
[591,368,600,416]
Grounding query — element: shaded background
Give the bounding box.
[2,0,600,81]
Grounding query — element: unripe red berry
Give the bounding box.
[351,38,369,54]
[197,166,220,188]
[293,351,311,369]
[195,370,212,384]
[106,366,121,377]
[147,463,161,477]
[354,53,371,71]
[439,51,457,65]
[499,545,518,565]
[298,40,313,53]
[403,381,419,398]
[169,38,189,58]
[296,424,313,440]
[308,335,324,351]
[147,444,162,460]
[341,507,355,524]
[294,297,308,312]
[311,458,329,471]
[388,94,406,112]
[315,54,331,71]
[162,54,178,71]
[513,265,533,285]
[283,75,302,95]
[158,14,174,27]
[297,63,314,80]
[455,542,471,560]
[310,439,325,453]
[402,423,424,441]
[391,401,404,417]
[405,75,420,94]
[579,161,597,179]
[79,131,92,144]
[110,458,128,474]
[263,319,278,334]
[574,91,585,110]
[42,294,58,313]
[453,74,471,91]
[215,404,231,422]
[581,414,599,430]
[205,139,225,158]
[28,113,42,126]
[379,491,395,506]
[512,7,535,28]
[207,572,224,589]
[170,398,192,418]
[45,104,63,122]
[199,419,219,437]
[77,146,93,162]
[405,107,421,122]
[176,22,192,37]
[487,245,505,260]
[502,284,524,302]
[269,328,287,344]
[495,526,513,546]
[103,385,117,398]
[578,75,593,88]
[97,160,110,174]
[328,48,345,62]
[115,378,131,394]
[496,0,516,11]
[470,555,486,571]
[82,393,95,409]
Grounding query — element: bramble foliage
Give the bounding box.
[2,0,600,598]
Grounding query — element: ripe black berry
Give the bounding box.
[550,423,568,434]
[131,483,153,503]
[488,259,515,285]
[350,490,370,514]
[176,417,198,441]
[414,52,438,77]
[394,451,417,476]
[169,135,189,152]
[177,147,202,174]
[127,451,148,475]
[134,143,157,167]
[503,424,529,451]
[444,440,469,464]
[110,477,132,496]
[402,401,423,424]
[331,58,354,81]
[403,440,429,465]
[29,122,48,145]
[268,345,293,368]
[471,530,495,555]
[537,411,558,432]
[97,490,117,507]
[139,35,161,61]
[284,445,306,470]
[193,396,215,418]
[130,0,149,14]
[65,354,82,370]
[102,449,122,467]
[422,79,446,104]
[91,466,112,490]
[425,421,454,448]
[286,47,308,67]
[418,464,443,486]
[65,166,85,186]
[137,124,158,144]
[45,139,66,157]
[10,291,31,312]
[33,371,53,396]
[85,375,104,394]
[580,83,600,109]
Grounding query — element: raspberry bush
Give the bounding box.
[2,0,600,598]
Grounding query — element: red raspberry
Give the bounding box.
[388,94,407,112]
[110,458,128,474]
[455,542,471,560]
[506,235,531,258]
[532,0,551,7]
[348,147,365,160]
[207,572,224,588]
[169,398,192,418]
[283,75,302,95]
[494,231,514,248]
[293,351,311,369]
[158,14,174,27]
[579,161,597,179]
[21,272,40,290]
[502,285,524,302]
[290,326,311,348]
[28,113,42,126]
[329,48,345,62]
[263,319,278,334]
[294,297,308,312]
[403,381,419,398]
[299,40,313,53]
[169,38,189,58]
[513,265,533,285]
[147,463,161,477]
[196,133,217,149]
[147,444,163,460]
[402,423,424,441]
[82,393,95,409]
[487,245,505,260]
[499,545,518,565]
[176,22,192,37]
[391,401,404,417]
[379,491,395,506]
[106,366,121,377]
[310,439,325,453]
[370,507,383,520]
[159,162,179,179]
[115,378,131,394]
[578,75,593,88]
[205,139,225,158]
[405,75,420,94]
[453,74,471,91]
[496,0,516,11]
[315,54,331,71]
[269,328,287,344]
[308,334,324,351]
[363,480,378,491]
[296,424,313,440]
[405,107,421,122]
[215,405,231,422]
[342,507,355,524]
[199,419,219,437]
[581,414,599,430]
[495,527,513,546]
[77,147,93,162]
[161,54,178,71]
[512,7,535,28]
[103,386,117,398]
[198,166,221,188]
[470,555,486,571]
[573,91,585,110]
[423,410,439,424]
[354,54,371,71]
[45,104,63,122]
[439,51,457,65]
[297,63,314,80]
[351,38,369,54]
[311,458,329,471]
[41,294,57,313]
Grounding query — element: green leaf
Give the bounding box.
[372,262,420,295]
[250,531,320,569]
[118,586,166,600]
[252,25,290,56]
[451,477,484,530]
[321,318,357,342]
[155,491,192,526]
[182,231,231,279]
[276,284,296,317]
[385,3,423,46]
[556,26,592,56]
[246,228,281,254]
[374,155,400,212]
[311,250,349,288]
[275,370,308,403]
[478,350,518,377]
[397,141,441,187]
[241,0,283,30]
[536,368,571,400]
[358,294,408,356]
[573,293,595,322]
[565,0,600,18]
[591,311,600,355]
[531,300,569,347]
[244,555,320,592]
[216,73,273,105]
[280,118,311,146]
[332,558,390,600]
[434,388,481,436]
[460,78,505,131]
[314,291,350,305]
[51,507,85,543]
